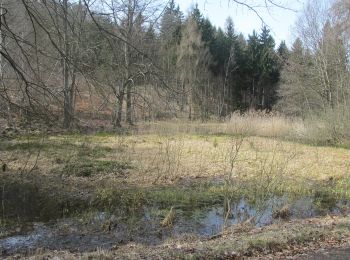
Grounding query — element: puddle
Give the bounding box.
[1,180,349,256]
[0,224,50,255]
[197,196,329,236]
[198,198,280,235]
[0,181,90,223]
[0,214,151,255]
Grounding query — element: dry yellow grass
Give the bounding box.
[136,111,304,139]
[2,133,348,188]
[1,113,349,197]
[3,120,350,259]
[91,134,348,185]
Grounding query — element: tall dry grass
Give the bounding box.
[136,110,305,139]
[226,111,304,138]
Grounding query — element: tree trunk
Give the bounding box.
[115,90,124,128]
[63,0,72,129]
[126,84,133,125]
[125,0,133,125]
[261,87,265,109]
[188,85,192,120]
[0,0,10,127]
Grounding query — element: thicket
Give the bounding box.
[0,0,349,145]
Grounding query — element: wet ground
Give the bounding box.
[1,180,350,257]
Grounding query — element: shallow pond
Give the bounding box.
[0,181,349,256]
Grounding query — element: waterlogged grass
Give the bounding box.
[147,186,222,209]
[2,172,350,259]
[2,132,350,222]
[198,217,349,258]
[0,137,113,156]
[0,135,128,178]
[0,176,90,225]
[94,183,225,214]
[2,132,350,200]
[30,215,350,259]
[3,122,350,258]
[62,159,132,177]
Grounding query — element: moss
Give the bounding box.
[147,185,223,210]
[92,183,225,216]
[76,145,114,158]
[0,141,53,151]
[94,187,147,215]
[63,159,132,177]
[0,177,89,224]
[0,138,113,157]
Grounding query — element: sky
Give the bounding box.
[175,0,308,46]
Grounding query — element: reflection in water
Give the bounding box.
[0,181,348,256]
[0,181,88,223]
[198,197,319,236]
[1,224,49,254]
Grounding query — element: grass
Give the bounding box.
[62,159,132,177]
[2,127,350,199]
[93,183,224,215]
[0,175,90,225]
[2,117,350,258]
[133,110,304,139]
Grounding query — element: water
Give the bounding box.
[0,217,127,255]
[198,196,320,236]
[0,180,89,223]
[0,181,349,256]
[198,198,273,235]
[0,224,49,254]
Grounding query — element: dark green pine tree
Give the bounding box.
[191,4,203,27]
[160,0,183,72]
[226,17,235,41]
[258,26,279,110]
[246,30,261,108]
[210,27,231,76]
[277,40,290,64]
[201,18,216,47]
[230,32,248,111]
[277,38,311,116]
[160,0,183,45]
[190,6,216,52]
[220,17,237,111]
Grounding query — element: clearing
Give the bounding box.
[1,122,350,259]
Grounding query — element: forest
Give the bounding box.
[0,0,296,128]
[1,0,350,259]
[1,0,349,131]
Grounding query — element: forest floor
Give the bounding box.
[1,122,350,259]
